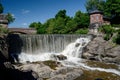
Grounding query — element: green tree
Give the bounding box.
[37,24,47,34]
[85,0,105,12]
[55,9,67,19]
[31,9,90,34]
[65,18,77,33]
[46,18,55,34]
[29,22,42,29]
[0,3,3,13]
[104,0,120,24]
[6,13,15,24]
[74,11,89,29]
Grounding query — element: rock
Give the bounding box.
[82,36,120,64]
[65,72,81,80]
[51,67,73,77]
[37,78,43,80]
[0,34,8,60]
[75,43,80,47]
[56,54,67,60]
[65,69,83,80]
[48,74,65,80]
[3,62,15,69]
[50,67,83,80]
[37,66,52,78]
[51,54,67,61]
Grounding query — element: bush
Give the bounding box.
[104,34,111,41]
[115,35,120,44]
[75,28,89,34]
[112,24,120,28]
[98,25,115,34]
[0,27,9,34]
[113,29,120,44]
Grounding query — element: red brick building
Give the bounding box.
[90,10,103,24]
[89,9,110,34]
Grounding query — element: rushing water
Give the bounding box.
[10,34,120,76]
[17,34,91,62]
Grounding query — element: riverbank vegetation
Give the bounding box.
[29,10,89,34]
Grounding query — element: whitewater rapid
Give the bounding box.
[16,37,120,76]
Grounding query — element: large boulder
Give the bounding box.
[82,36,120,64]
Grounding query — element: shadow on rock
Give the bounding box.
[7,34,23,63]
[0,62,37,80]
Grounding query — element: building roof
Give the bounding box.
[89,9,103,15]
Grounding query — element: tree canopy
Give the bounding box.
[0,3,3,14]
[29,10,89,34]
[85,0,105,12]
[6,13,15,24]
[104,0,120,24]
[85,0,120,24]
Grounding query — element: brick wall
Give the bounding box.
[90,13,103,24]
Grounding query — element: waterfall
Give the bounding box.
[19,34,92,54]
[17,34,92,62]
[9,34,120,76]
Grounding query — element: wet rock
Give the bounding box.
[51,54,67,61]
[56,54,67,60]
[75,43,80,47]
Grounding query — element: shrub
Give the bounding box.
[113,29,120,44]
[75,28,89,34]
[0,27,9,34]
[104,34,111,41]
[98,25,115,34]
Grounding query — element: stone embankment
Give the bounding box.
[82,35,120,64]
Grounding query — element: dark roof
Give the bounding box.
[89,9,103,14]
[103,16,111,20]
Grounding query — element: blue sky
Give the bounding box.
[2,0,87,28]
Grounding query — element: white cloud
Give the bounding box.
[22,23,28,26]
[22,9,30,14]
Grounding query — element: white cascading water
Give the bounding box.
[18,37,90,62]
[17,36,120,76]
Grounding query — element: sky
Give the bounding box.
[2,0,87,28]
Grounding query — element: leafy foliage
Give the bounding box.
[85,0,105,12]
[98,25,114,34]
[75,28,89,34]
[74,11,89,29]
[112,29,120,44]
[99,25,114,41]
[29,22,42,29]
[104,0,120,24]
[6,13,15,24]
[29,10,89,34]
[0,3,3,13]
[0,26,9,34]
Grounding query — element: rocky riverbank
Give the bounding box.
[0,34,120,80]
[82,35,120,64]
[0,34,8,61]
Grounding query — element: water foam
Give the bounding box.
[17,37,120,76]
